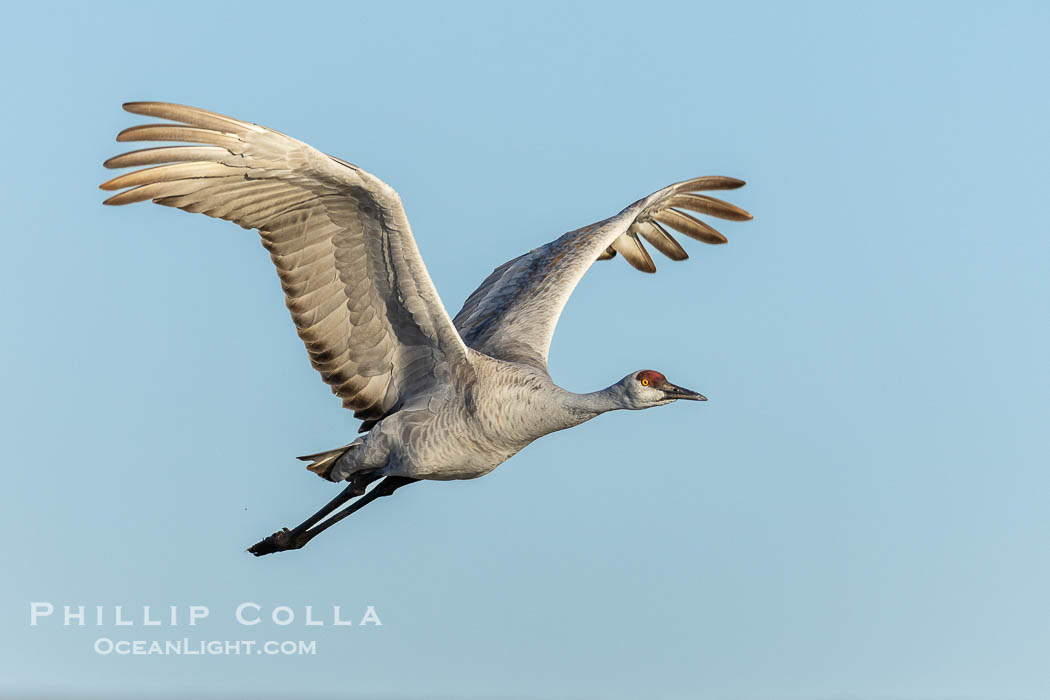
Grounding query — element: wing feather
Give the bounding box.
[667,193,753,221]
[103,102,470,423]
[652,209,729,244]
[103,146,235,169]
[453,176,751,369]
[611,232,657,273]
[633,221,688,261]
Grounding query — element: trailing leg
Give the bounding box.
[247,469,382,556]
[247,475,418,556]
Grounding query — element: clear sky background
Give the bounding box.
[2,2,1048,698]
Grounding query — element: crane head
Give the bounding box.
[618,369,707,409]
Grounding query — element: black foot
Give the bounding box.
[247,527,307,557]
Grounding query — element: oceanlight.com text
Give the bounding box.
[94,638,317,656]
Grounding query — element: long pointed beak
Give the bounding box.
[661,382,707,401]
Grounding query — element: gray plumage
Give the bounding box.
[101,102,752,554]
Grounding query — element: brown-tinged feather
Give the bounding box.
[104,146,234,169]
[668,194,753,221]
[673,175,746,192]
[99,161,238,191]
[652,209,729,244]
[633,221,688,261]
[116,124,241,150]
[611,233,657,273]
[123,102,260,135]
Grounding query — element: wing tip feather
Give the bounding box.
[101,192,129,206]
[676,175,748,193]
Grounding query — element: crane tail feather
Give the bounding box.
[297,440,362,480]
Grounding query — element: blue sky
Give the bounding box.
[2,2,1048,698]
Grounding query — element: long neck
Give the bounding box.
[503,371,626,441]
[561,384,624,422]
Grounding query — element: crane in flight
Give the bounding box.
[101,103,753,556]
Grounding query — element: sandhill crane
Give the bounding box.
[101,102,753,556]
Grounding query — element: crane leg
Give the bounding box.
[247,475,418,556]
[245,469,380,556]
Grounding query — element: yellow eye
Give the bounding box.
[641,378,649,386]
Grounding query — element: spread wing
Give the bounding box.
[453,177,752,370]
[102,102,470,424]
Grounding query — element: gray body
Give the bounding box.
[333,356,615,482]
[101,103,751,490]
